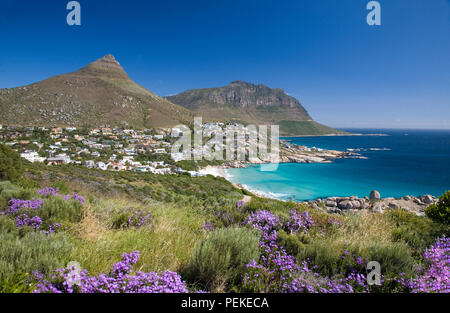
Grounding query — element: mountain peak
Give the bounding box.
[78,54,129,80]
[101,54,117,60]
[230,80,250,85]
[0,55,193,128]
[96,54,120,65]
[229,81,271,89]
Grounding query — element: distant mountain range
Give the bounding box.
[0,55,344,136]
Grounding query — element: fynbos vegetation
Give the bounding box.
[0,155,448,293]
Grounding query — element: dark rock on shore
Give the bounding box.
[370,190,381,201]
[305,192,439,216]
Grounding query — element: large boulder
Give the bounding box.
[422,195,434,204]
[388,202,400,209]
[338,200,354,210]
[413,198,422,204]
[370,190,381,201]
[372,203,386,213]
[311,203,321,210]
[326,200,337,207]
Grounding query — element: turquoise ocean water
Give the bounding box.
[226,129,450,201]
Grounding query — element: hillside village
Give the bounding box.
[0,122,360,178]
[0,122,261,176]
[0,124,191,175]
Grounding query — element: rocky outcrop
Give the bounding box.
[370,190,381,201]
[167,81,311,118]
[219,141,364,168]
[166,81,347,136]
[304,193,439,216]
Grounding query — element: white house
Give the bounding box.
[47,154,71,165]
[96,162,107,171]
[188,171,203,177]
[171,152,187,162]
[124,148,136,155]
[20,151,46,163]
[171,127,184,138]
[152,167,172,175]
[84,160,95,168]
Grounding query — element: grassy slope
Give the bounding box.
[1,162,243,284]
[0,56,193,128]
[1,161,448,292]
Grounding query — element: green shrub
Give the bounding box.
[111,207,153,229]
[207,198,249,228]
[365,242,417,278]
[0,181,15,192]
[16,177,41,189]
[388,209,449,257]
[0,214,18,235]
[50,181,70,195]
[1,188,37,203]
[425,191,450,225]
[0,272,35,293]
[0,144,23,183]
[0,230,72,281]
[183,227,260,291]
[295,239,416,279]
[0,182,19,209]
[296,240,358,277]
[248,197,298,217]
[277,229,310,256]
[37,197,84,226]
[0,182,38,207]
[0,181,20,202]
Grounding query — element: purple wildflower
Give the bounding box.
[408,236,450,293]
[203,222,215,231]
[16,214,42,231]
[38,187,59,197]
[71,193,85,204]
[33,251,188,293]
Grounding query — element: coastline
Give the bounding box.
[203,164,438,216]
[198,165,278,200]
[198,165,230,179]
[198,130,448,208]
[197,138,367,201]
[199,164,291,201]
[282,132,389,138]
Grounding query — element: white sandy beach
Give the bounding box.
[198,166,229,179]
[199,165,289,201]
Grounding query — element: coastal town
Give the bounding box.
[0,124,189,175]
[0,123,363,177]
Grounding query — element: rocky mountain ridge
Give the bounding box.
[167,81,345,136]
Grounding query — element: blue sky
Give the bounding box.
[0,0,449,129]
